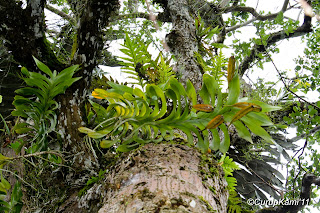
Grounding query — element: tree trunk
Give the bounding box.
[166,0,203,91]
[56,0,120,170]
[1,1,230,212]
[60,143,228,212]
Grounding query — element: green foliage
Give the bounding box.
[119,33,174,87]
[0,181,23,213]
[0,97,10,135]
[219,154,240,191]
[219,155,256,213]
[195,48,227,84]
[80,72,279,154]
[0,154,22,213]
[11,57,81,153]
[227,191,242,213]
[194,14,228,82]
[79,170,107,197]
[195,14,220,43]
[49,0,67,6]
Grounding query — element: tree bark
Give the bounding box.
[166,0,203,91]
[60,143,228,212]
[56,0,120,170]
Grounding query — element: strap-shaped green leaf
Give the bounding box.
[186,79,197,106]
[32,56,53,77]
[250,100,282,112]
[242,118,275,144]
[108,81,134,95]
[199,83,210,104]
[226,74,240,105]
[167,79,183,118]
[15,88,46,106]
[100,139,119,148]
[146,84,167,119]
[88,131,106,139]
[219,123,230,153]
[78,127,95,134]
[233,120,253,143]
[245,112,274,126]
[203,74,217,107]
[21,67,30,77]
[51,65,79,86]
[210,128,220,151]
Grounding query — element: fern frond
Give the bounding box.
[119,33,152,88]
[227,191,242,213]
[119,34,174,86]
[195,49,227,85]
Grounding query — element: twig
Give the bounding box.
[9,151,65,162]
[291,136,308,197]
[246,163,283,195]
[259,34,320,110]
[225,0,291,33]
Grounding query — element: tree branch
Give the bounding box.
[225,0,290,33]
[114,11,172,23]
[288,125,320,143]
[238,14,312,76]
[45,4,76,25]
[265,48,320,113]
[255,173,320,213]
[116,12,149,20]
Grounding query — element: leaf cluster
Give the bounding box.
[0,181,23,213]
[11,57,81,153]
[0,154,23,213]
[80,69,279,154]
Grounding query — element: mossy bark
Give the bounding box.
[60,143,228,213]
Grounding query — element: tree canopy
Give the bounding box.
[1,0,320,212]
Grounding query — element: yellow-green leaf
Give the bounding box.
[78,127,95,134]
[250,100,282,112]
[230,102,261,112]
[219,124,230,153]
[210,128,220,151]
[88,132,106,139]
[186,80,197,106]
[100,140,119,148]
[243,120,275,144]
[0,154,11,162]
[226,74,240,105]
[246,112,273,126]
[92,89,123,100]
